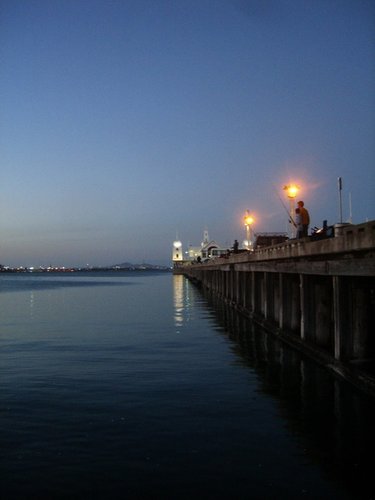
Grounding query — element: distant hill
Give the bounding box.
[114,262,133,268]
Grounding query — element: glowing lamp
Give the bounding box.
[283,184,300,238]
[243,210,255,250]
[283,184,299,199]
[244,215,254,226]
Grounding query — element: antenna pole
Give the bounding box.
[338,177,343,223]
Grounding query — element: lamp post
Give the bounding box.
[243,210,254,250]
[283,184,299,238]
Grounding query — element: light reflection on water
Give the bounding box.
[0,272,373,499]
[173,274,185,331]
[173,274,204,333]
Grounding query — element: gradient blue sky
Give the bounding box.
[1,0,374,267]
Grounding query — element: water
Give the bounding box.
[0,271,374,499]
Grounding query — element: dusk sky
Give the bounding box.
[1,0,374,267]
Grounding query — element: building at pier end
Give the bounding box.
[172,230,228,268]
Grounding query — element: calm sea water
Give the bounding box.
[0,271,374,499]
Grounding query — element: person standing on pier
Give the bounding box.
[295,208,303,238]
[297,201,310,237]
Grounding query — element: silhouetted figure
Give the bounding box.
[295,208,303,239]
[297,200,310,237]
[233,239,239,253]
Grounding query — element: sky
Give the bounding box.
[1,0,374,267]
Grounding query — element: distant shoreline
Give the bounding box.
[0,266,172,274]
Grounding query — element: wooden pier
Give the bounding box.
[175,221,375,396]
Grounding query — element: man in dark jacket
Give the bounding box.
[297,200,310,237]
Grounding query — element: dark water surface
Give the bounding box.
[0,272,374,499]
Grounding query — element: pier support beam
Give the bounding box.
[279,273,300,333]
[350,277,375,361]
[314,277,333,352]
[278,273,285,331]
[333,276,349,362]
[251,271,256,314]
[300,274,309,341]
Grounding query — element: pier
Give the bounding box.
[175,221,375,396]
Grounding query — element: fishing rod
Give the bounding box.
[273,185,297,227]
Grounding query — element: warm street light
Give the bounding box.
[284,184,299,199]
[243,210,255,250]
[283,184,299,238]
